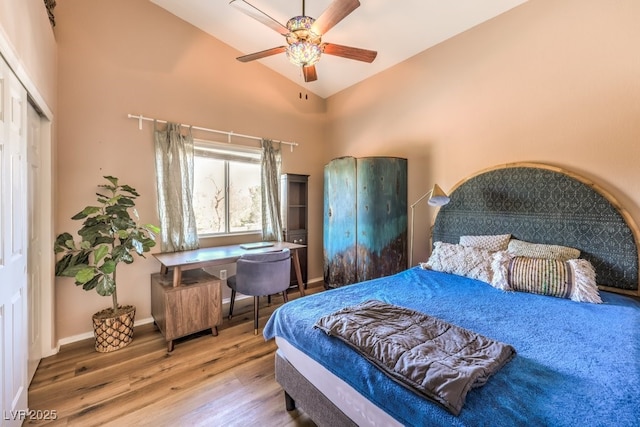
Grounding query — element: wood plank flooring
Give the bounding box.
[26,283,324,427]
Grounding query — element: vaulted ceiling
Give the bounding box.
[151,0,528,98]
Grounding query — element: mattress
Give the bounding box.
[264,267,640,426]
[275,337,400,427]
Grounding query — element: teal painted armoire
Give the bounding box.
[323,156,408,288]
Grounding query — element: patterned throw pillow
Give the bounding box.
[507,257,601,303]
[459,234,511,252]
[421,242,496,284]
[507,239,580,261]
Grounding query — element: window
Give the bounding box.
[193,140,262,236]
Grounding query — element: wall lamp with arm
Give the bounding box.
[409,183,450,267]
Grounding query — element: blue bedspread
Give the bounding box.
[263,267,640,427]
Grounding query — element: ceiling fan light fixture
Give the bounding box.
[287,15,314,31]
[286,42,322,67]
[231,0,377,81]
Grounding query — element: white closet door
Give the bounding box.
[27,102,43,383]
[0,56,29,426]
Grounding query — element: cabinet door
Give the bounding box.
[323,157,357,287]
[165,281,221,341]
[356,157,408,281]
[285,230,307,285]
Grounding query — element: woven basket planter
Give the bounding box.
[92,305,136,353]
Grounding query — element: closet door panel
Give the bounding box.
[323,157,357,287]
[356,157,408,281]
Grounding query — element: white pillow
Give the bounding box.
[421,242,507,287]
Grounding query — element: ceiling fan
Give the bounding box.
[230,0,377,82]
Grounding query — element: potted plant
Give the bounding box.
[55,176,159,352]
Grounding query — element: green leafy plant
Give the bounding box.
[54,176,160,315]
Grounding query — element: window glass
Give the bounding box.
[194,156,226,234]
[193,140,262,236]
[229,161,262,233]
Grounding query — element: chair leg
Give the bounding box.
[228,289,236,320]
[254,296,260,335]
[282,290,289,303]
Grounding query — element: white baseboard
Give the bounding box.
[55,276,325,349]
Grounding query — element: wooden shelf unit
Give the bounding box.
[281,174,309,287]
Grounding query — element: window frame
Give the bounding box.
[193,139,262,237]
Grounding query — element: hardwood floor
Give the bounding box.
[26,283,324,427]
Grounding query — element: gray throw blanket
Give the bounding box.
[314,300,516,415]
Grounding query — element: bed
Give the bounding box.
[263,163,640,427]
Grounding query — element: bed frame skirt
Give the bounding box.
[275,352,357,427]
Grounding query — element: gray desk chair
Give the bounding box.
[227,248,291,335]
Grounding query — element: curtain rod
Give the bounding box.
[127,114,298,151]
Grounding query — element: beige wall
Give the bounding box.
[55,0,327,339]
[0,0,57,114]
[326,0,640,265]
[54,0,640,341]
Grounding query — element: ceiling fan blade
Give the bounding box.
[230,0,290,36]
[303,65,318,82]
[236,46,287,62]
[322,43,377,63]
[312,0,360,35]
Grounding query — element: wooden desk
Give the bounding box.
[153,241,307,297]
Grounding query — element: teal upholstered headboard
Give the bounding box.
[432,163,640,296]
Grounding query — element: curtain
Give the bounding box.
[260,139,283,241]
[154,122,200,252]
